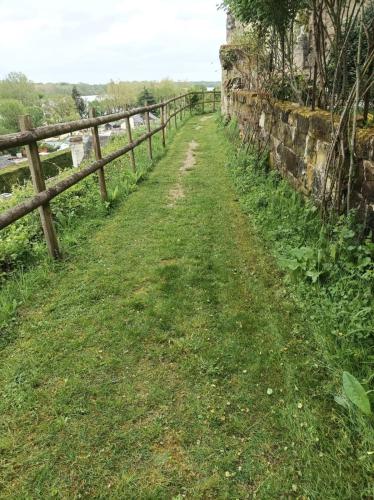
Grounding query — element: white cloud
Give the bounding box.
[0,0,226,82]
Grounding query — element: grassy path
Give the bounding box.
[0,116,367,498]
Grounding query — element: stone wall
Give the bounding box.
[220,11,374,226]
[228,90,374,226]
[0,150,73,194]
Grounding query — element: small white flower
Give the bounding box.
[267,388,273,396]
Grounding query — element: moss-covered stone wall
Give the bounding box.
[228,90,374,226]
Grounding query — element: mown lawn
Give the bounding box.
[0,115,371,498]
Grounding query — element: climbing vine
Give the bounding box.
[221,0,374,220]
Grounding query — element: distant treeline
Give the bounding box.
[34,80,221,97]
[0,73,220,138]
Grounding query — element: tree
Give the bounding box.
[27,105,44,128]
[136,87,156,107]
[106,81,141,111]
[0,99,26,134]
[150,79,184,101]
[71,86,86,118]
[42,96,79,124]
[221,0,304,38]
[0,72,39,106]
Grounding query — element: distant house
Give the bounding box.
[120,112,158,131]
[102,112,158,133]
[82,95,106,104]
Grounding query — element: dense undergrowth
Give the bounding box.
[222,116,373,438]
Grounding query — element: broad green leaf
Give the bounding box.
[334,395,350,410]
[343,372,372,416]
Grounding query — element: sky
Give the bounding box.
[0,0,226,84]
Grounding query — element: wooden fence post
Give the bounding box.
[161,103,166,148]
[168,102,171,131]
[125,116,136,173]
[19,115,61,259]
[174,99,178,128]
[144,110,153,161]
[202,92,205,114]
[89,109,108,202]
[213,91,216,113]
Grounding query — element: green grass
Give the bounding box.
[0,115,372,498]
[0,120,179,280]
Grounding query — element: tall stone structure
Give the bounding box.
[220,12,374,228]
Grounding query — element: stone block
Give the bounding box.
[263,114,274,135]
[311,169,324,199]
[306,163,315,192]
[280,110,291,124]
[309,113,332,141]
[269,151,278,169]
[284,124,294,149]
[293,131,308,158]
[275,121,293,149]
[259,112,266,130]
[361,160,374,200]
[315,140,330,173]
[305,134,317,164]
[295,113,310,135]
[69,135,85,167]
[281,146,303,177]
[288,113,297,127]
[268,136,281,165]
[356,131,374,160]
[363,160,374,182]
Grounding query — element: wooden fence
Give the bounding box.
[0,91,221,259]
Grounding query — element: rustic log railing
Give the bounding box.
[0,91,221,259]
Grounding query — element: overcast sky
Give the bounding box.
[0,0,226,83]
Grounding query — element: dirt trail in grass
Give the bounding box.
[0,116,368,498]
[168,140,198,207]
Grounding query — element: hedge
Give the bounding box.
[0,150,73,193]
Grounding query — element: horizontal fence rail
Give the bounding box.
[0,91,221,259]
